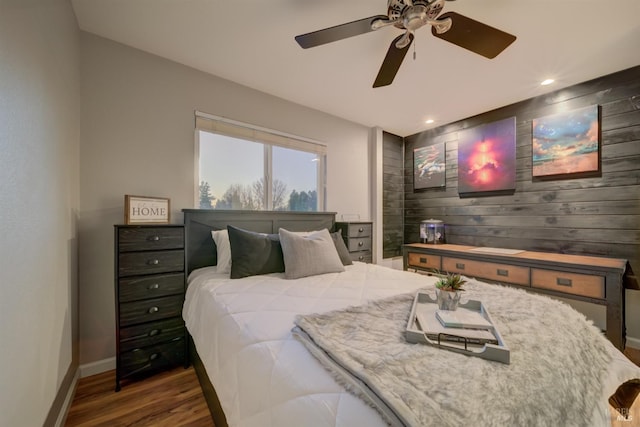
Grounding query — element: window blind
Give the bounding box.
[195,111,327,155]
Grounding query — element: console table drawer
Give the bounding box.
[442,257,530,286]
[531,269,604,299]
[407,252,441,270]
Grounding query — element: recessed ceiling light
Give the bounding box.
[425,119,435,124]
[541,79,555,86]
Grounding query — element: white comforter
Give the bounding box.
[183,262,638,427]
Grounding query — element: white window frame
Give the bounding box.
[194,111,327,211]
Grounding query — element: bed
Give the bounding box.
[182,209,640,427]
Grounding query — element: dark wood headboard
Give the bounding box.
[182,209,337,275]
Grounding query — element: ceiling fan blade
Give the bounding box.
[431,12,516,59]
[373,33,414,88]
[295,15,389,49]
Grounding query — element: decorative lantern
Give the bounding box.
[420,219,445,244]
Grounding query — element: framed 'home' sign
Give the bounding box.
[124,195,170,224]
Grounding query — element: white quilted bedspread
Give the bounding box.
[183,262,640,427]
[183,262,439,427]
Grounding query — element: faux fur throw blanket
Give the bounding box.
[293,279,614,427]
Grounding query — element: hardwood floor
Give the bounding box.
[64,367,214,427]
[66,348,640,426]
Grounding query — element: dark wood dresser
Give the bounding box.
[335,221,373,263]
[403,243,630,350]
[114,224,187,391]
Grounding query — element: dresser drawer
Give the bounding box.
[118,227,184,252]
[119,295,184,327]
[531,269,604,299]
[119,337,185,379]
[407,252,441,270]
[344,223,372,238]
[347,237,371,252]
[119,273,184,302]
[119,317,185,352]
[442,257,530,286]
[118,249,184,277]
[350,252,372,263]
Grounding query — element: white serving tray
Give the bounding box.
[405,291,510,364]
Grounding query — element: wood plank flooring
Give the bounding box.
[66,348,640,426]
[64,367,214,427]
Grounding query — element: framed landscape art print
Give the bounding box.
[457,117,516,196]
[532,105,600,179]
[414,143,446,190]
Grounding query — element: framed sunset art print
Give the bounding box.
[532,105,600,179]
[457,117,516,196]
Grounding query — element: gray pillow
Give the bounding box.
[330,231,353,266]
[227,225,285,279]
[279,228,345,279]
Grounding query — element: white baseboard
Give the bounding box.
[626,336,640,350]
[55,368,79,427]
[79,357,116,378]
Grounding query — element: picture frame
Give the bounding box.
[457,117,516,197]
[413,143,446,190]
[532,105,601,180]
[124,195,170,224]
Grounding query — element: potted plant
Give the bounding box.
[435,273,467,311]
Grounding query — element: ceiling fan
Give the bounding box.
[295,0,516,88]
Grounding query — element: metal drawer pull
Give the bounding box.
[358,241,364,246]
[497,269,509,277]
[358,227,364,233]
[171,336,183,342]
[148,306,159,314]
[148,236,160,241]
[148,283,160,290]
[149,353,159,361]
[557,278,573,287]
[148,329,160,337]
[147,259,160,265]
[419,257,428,264]
[358,256,364,261]
[456,263,465,270]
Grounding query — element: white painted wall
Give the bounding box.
[0,0,80,425]
[78,32,374,365]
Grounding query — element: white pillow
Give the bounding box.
[278,228,345,279]
[211,229,231,274]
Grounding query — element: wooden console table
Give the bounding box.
[402,243,630,350]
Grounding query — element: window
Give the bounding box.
[195,112,326,211]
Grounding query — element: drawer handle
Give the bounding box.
[148,306,159,314]
[358,227,364,233]
[455,263,465,270]
[148,236,160,242]
[557,278,573,287]
[147,259,160,265]
[148,329,160,337]
[358,256,364,261]
[148,283,160,290]
[171,336,183,342]
[149,353,159,361]
[497,269,509,277]
[358,241,364,247]
[419,257,428,264]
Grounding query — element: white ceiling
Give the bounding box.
[71,0,640,137]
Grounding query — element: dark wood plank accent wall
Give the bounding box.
[382,131,404,258]
[399,66,640,275]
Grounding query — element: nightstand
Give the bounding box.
[335,221,373,263]
[114,224,187,391]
